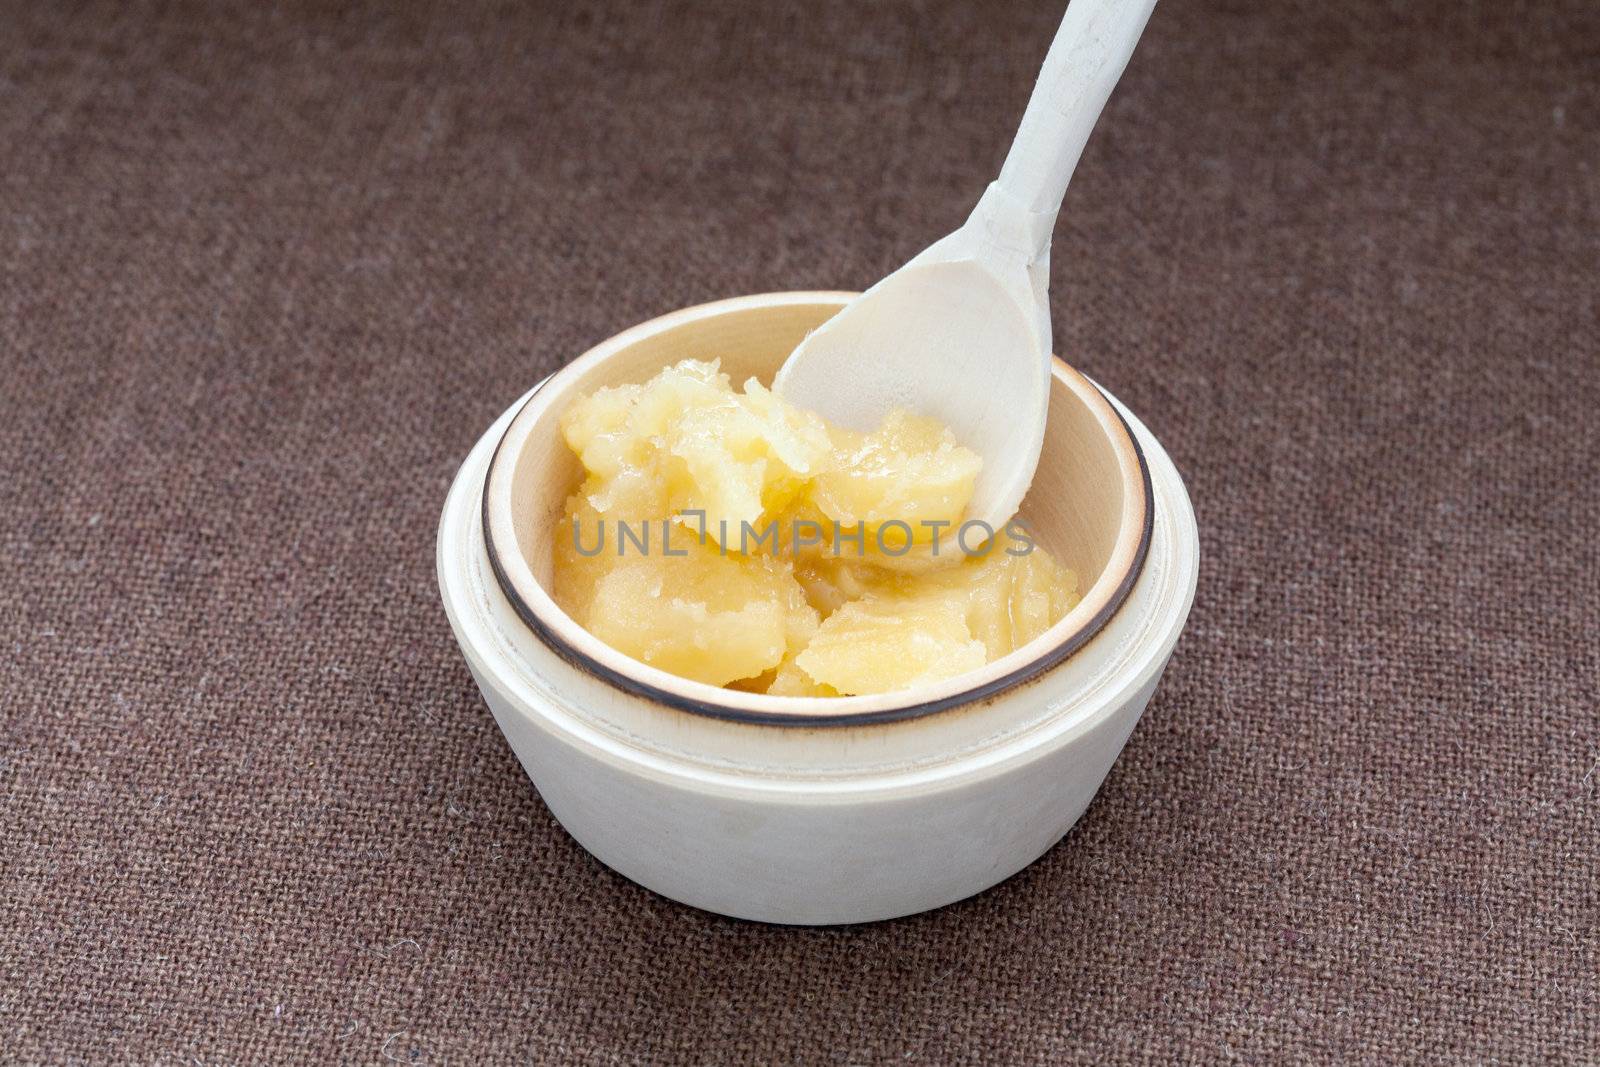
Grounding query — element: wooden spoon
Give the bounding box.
[774,0,1159,532]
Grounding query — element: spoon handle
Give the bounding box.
[996,0,1158,219]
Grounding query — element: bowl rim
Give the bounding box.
[480,292,1153,727]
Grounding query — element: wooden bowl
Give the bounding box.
[481,292,1152,725]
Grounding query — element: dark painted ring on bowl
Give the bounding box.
[479,370,1155,728]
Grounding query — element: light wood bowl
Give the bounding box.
[481,292,1152,725]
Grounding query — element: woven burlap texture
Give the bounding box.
[2,0,1595,1061]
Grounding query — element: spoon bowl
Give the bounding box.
[773,260,1049,534]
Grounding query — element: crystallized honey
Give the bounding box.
[552,359,1079,696]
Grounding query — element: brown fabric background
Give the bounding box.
[2,0,1596,1061]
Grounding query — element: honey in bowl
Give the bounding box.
[551,359,1079,696]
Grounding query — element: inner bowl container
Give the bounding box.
[481,291,1152,723]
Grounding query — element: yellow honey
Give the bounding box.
[552,359,1079,696]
